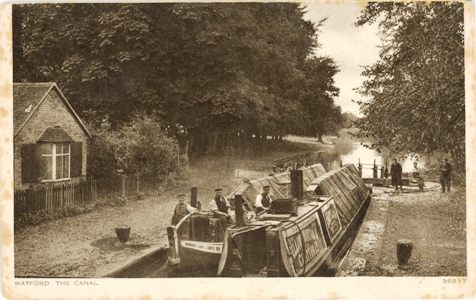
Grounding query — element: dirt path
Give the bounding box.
[339,182,466,277]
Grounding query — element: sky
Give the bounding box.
[303,2,381,116]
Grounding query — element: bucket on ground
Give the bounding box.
[396,239,413,264]
[116,227,131,243]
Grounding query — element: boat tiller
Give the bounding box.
[166,226,181,266]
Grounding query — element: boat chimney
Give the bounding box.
[290,169,303,199]
[190,187,198,208]
[234,193,245,228]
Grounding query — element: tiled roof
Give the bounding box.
[13,83,55,134]
[37,126,74,143]
[13,83,92,138]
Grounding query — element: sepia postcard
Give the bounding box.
[1,1,475,299]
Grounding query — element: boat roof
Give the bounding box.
[227,164,326,209]
[305,163,368,227]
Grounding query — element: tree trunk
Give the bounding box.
[225,132,235,155]
[206,131,218,154]
[188,132,194,156]
[317,133,324,143]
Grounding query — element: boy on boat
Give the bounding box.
[171,193,197,225]
[255,185,272,213]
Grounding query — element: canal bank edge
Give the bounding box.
[337,195,390,276]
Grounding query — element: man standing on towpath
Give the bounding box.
[390,158,403,191]
[440,158,453,193]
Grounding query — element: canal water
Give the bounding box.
[282,142,421,178]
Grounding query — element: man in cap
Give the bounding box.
[171,193,197,225]
[255,185,272,213]
[440,158,453,193]
[209,188,231,215]
[390,158,403,191]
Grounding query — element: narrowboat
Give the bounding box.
[166,163,371,277]
[166,164,327,275]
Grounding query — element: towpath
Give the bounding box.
[338,182,466,276]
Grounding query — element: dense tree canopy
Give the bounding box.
[354,2,465,169]
[14,3,342,154]
[341,112,358,129]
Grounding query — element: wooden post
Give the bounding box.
[397,239,413,264]
[340,160,343,167]
[185,140,189,161]
[121,175,126,198]
[358,158,362,178]
[373,159,378,178]
[93,179,97,202]
[137,173,140,195]
[191,187,198,208]
[380,166,385,178]
[235,194,245,228]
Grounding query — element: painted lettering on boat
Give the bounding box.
[281,212,326,275]
[182,241,223,253]
[321,200,342,241]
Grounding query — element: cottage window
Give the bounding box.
[21,141,82,184]
[38,143,70,181]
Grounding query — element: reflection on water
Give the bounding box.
[278,142,420,178]
[332,143,420,177]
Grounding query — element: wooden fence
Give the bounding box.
[14,173,162,218]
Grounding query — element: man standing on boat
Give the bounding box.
[440,158,453,193]
[390,158,403,191]
[255,185,272,213]
[171,193,197,225]
[209,188,231,216]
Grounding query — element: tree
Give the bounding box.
[88,113,180,177]
[298,56,341,140]
[341,112,359,128]
[14,4,164,124]
[354,2,464,170]
[14,3,342,154]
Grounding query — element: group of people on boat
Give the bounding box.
[171,186,274,225]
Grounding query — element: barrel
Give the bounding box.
[396,239,413,264]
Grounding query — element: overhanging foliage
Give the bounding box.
[354,2,464,169]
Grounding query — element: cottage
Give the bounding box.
[13,83,92,188]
